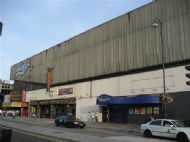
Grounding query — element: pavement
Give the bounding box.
[86,121,140,133]
[0,116,174,142]
[11,116,141,133]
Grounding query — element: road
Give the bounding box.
[0,126,55,142]
[0,116,139,137]
[0,116,177,142]
[12,129,55,142]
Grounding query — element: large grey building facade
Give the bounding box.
[10,0,190,123]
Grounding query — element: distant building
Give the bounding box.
[1,80,41,116]
[0,80,13,109]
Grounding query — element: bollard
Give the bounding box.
[0,128,12,142]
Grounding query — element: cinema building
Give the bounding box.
[10,0,190,124]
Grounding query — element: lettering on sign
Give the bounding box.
[97,95,110,102]
[10,91,22,102]
[58,88,73,96]
[16,63,31,77]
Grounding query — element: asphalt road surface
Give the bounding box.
[11,130,56,142]
[0,117,177,142]
[0,126,54,142]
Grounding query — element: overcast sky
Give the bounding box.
[0,0,152,81]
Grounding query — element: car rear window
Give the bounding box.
[150,120,162,126]
[57,116,65,119]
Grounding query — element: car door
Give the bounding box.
[59,116,65,125]
[149,120,162,136]
[161,120,177,138]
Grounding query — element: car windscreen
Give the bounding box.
[57,116,67,120]
[171,120,185,127]
[67,115,75,121]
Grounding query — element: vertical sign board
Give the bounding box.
[22,90,26,102]
[185,65,190,86]
[47,68,52,91]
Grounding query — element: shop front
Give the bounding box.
[96,94,162,124]
[30,98,76,118]
[21,102,29,117]
[2,102,22,116]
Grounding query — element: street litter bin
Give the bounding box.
[0,128,12,142]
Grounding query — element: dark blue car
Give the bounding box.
[55,115,86,128]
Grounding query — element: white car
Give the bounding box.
[141,119,190,141]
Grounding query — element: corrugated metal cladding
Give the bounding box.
[11,0,190,85]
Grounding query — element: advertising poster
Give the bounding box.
[147,107,153,114]
[134,107,139,114]
[140,107,146,114]
[153,106,159,114]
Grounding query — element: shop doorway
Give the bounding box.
[102,106,109,122]
[110,105,128,123]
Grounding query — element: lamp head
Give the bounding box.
[152,18,161,28]
[152,22,159,27]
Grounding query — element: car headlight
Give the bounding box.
[74,122,79,125]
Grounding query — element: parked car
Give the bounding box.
[141,119,190,141]
[55,115,86,128]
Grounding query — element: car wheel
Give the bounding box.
[144,129,152,137]
[68,123,74,128]
[56,123,60,127]
[64,123,69,128]
[79,126,85,128]
[177,133,188,142]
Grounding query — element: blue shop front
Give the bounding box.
[96,94,162,124]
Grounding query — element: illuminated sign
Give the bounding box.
[2,102,22,107]
[16,63,31,77]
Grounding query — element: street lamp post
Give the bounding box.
[152,18,167,118]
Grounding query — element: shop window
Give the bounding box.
[1,89,5,94]
[134,107,140,114]
[140,107,146,114]
[153,106,159,114]
[129,107,134,114]
[147,107,153,114]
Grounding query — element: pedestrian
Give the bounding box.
[12,111,16,119]
[107,109,110,122]
[91,110,95,122]
[151,114,154,121]
[3,110,5,116]
[4,110,7,116]
[87,111,91,122]
[32,113,36,120]
[95,111,98,122]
